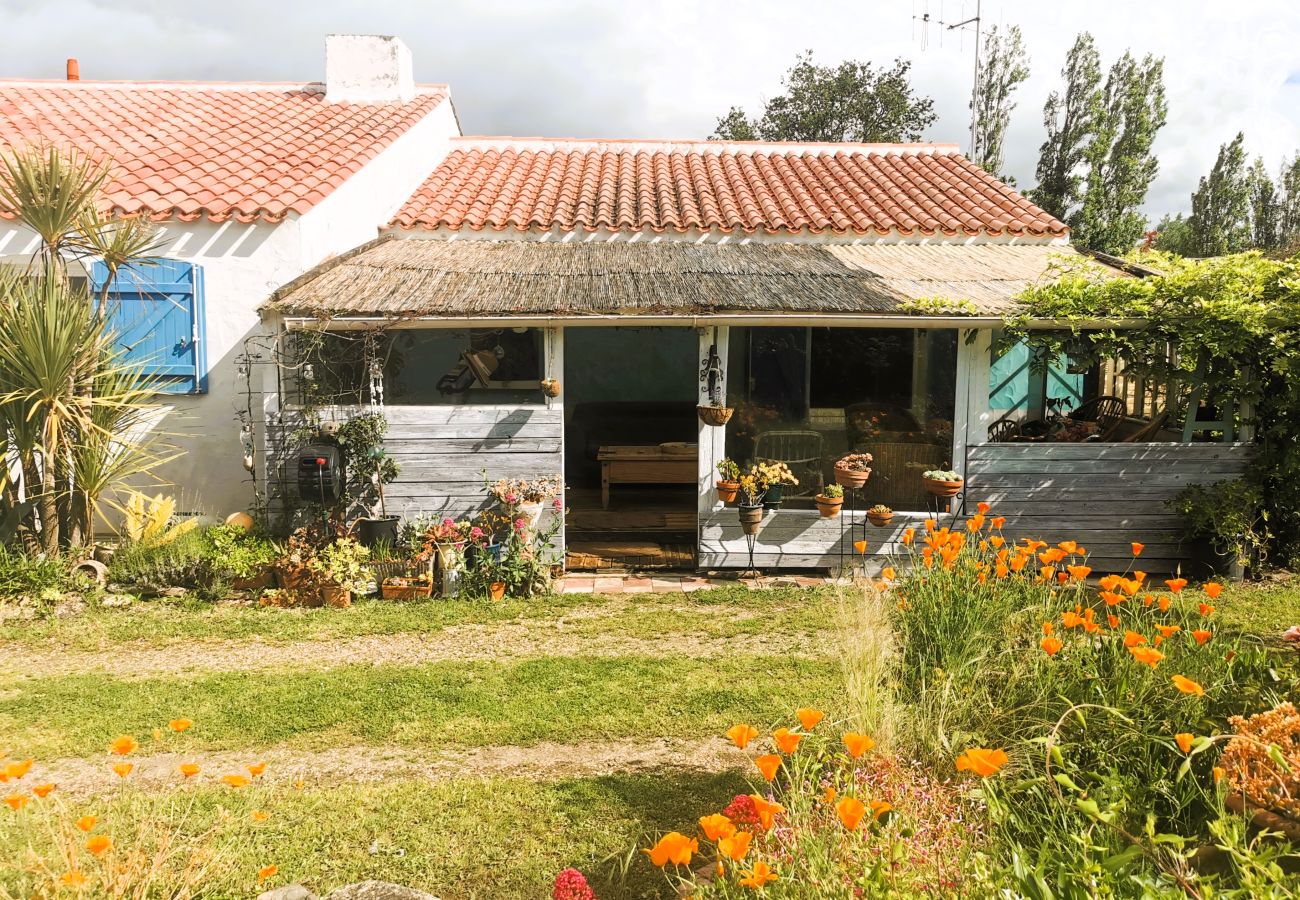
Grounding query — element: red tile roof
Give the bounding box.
[390,138,1067,238]
[0,81,449,224]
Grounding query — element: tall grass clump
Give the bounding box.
[834,584,903,752]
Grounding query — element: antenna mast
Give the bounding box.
[914,0,984,158]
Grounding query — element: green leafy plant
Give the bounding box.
[203,524,278,581]
[336,412,399,518]
[716,458,741,482]
[821,483,844,499]
[867,503,891,515]
[307,538,373,592]
[1172,478,1270,570]
[108,528,212,592]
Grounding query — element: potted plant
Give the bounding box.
[751,460,798,510]
[697,403,734,427]
[489,476,561,529]
[272,524,331,606]
[834,453,874,489]
[382,570,434,600]
[922,469,964,497]
[736,475,766,535]
[205,523,278,591]
[338,413,401,548]
[540,378,561,398]
[815,483,844,518]
[307,537,373,609]
[866,503,894,527]
[1171,478,1269,577]
[715,458,741,504]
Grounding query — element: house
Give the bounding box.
[0,36,1251,573]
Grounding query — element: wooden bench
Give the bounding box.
[597,444,696,509]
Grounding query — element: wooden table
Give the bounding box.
[597,444,697,509]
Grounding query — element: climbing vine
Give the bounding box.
[1003,249,1300,563]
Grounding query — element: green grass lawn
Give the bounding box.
[1215,577,1300,641]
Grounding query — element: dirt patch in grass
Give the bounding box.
[0,621,825,679]
[26,736,744,798]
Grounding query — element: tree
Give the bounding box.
[1280,155,1300,249]
[971,25,1030,177]
[1188,132,1250,257]
[1248,157,1282,251]
[710,52,936,143]
[1151,212,1196,256]
[1072,52,1168,254]
[1029,33,1102,222]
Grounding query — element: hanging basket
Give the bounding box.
[834,465,871,489]
[698,405,734,426]
[540,378,561,398]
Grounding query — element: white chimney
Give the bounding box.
[325,34,415,104]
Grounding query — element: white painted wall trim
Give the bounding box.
[696,326,730,526]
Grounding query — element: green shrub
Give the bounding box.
[0,546,77,601]
[108,527,212,591]
[202,524,277,580]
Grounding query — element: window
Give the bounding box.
[290,327,544,406]
[726,327,957,510]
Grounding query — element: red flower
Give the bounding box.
[553,868,596,900]
[721,793,761,829]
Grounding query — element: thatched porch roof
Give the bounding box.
[264,238,1127,320]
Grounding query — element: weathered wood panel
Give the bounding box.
[699,509,920,570]
[266,405,565,550]
[964,442,1253,573]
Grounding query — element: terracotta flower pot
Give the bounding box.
[815,495,843,518]
[737,505,764,535]
[231,567,274,591]
[834,465,871,489]
[489,581,507,602]
[321,585,352,609]
[922,477,963,498]
[867,511,894,527]
[716,480,740,504]
[698,405,734,426]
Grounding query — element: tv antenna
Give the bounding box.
[913,0,984,158]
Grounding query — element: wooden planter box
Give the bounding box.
[381,580,434,600]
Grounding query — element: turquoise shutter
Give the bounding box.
[91,259,207,395]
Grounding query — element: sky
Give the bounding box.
[2,0,1299,218]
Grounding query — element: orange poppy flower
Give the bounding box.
[1129,645,1165,668]
[1123,630,1147,647]
[1175,733,1194,754]
[1131,542,1144,556]
[991,516,1006,530]
[842,732,876,759]
[4,759,32,780]
[221,774,250,789]
[956,747,1008,776]
[644,831,698,867]
[1061,610,1083,629]
[901,527,915,545]
[1009,554,1028,573]
[1133,570,1147,583]
[168,719,193,733]
[1213,766,1226,783]
[109,736,138,756]
[1143,593,1155,607]
[1199,603,1216,617]
[1058,540,1078,555]
[1099,575,1121,591]
[59,871,88,888]
[1158,597,1171,612]
[111,763,133,779]
[726,724,759,750]
[924,518,937,533]
[1101,591,1123,607]
[1056,571,1069,585]
[1165,578,1188,594]
[76,815,97,832]
[990,535,1005,549]
[178,763,200,778]
[1040,636,1063,656]
[1153,635,1165,648]
[738,861,779,888]
[1039,548,1066,565]
[748,795,784,831]
[853,540,869,555]
[1107,614,1121,629]
[1156,624,1181,638]
[3,794,28,811]
[247,762,267,777]
[1042,621,1053,635]
[31,783,54,798]
[251,810,271,823]
[870,799,893,819]
[1120,578,1142,597]
[978,502,991,514]
[1172,675,1205,696]
[823,785,837,804]
[698,813,735,842]
[257,864,279,884]
[995,563,1010,578]
[1192,629,1213,646]
[966,514,985,533]
[881,567,896,581]
[718,830,752,861]
[85,835,112,856]
[753,754,782,781]
[771,728,802,754]
[796,708,824,731]
[1204,582,1223,599]
[835,796,867,831]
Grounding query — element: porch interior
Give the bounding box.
[562,326,700,571]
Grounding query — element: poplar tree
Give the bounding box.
[1188,132,1250,257]
[970,25,1029,177]
[1248,157,1282,251]
[1028,33,1101,221]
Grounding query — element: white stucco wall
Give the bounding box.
[0,96,460,522]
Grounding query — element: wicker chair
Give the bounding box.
[1122,409,1171,443]
[988,416,1020,442]
[753,430,825,498]
[1069,395,1128,441]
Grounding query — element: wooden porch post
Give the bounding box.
[697,326,730,524]
[952,328,992,509]
[546,327,566,565]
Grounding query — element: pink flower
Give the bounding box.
[442,517,455,526]
[553,497,563,509]
[505,492,518,504]
[469,527,484,540]
[515,518,527,532]
[552,868,596,900]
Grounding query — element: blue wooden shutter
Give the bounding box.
[90,259,207,395]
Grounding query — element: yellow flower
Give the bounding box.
[76,815,97,832]
[2,759,32,780]
[221,774,251,789]
[59,870,88,888]
[247,762,267,777]
[31,783,55,798]
[796,708,824,731]
[111,763,133,779]
[168,719,194,733]
[85,835,112,856]
[3,794,28,811]
[178,763,200,778]
[955,747,1008,777]
[1175,733,1194,754]
[251,810,271,823]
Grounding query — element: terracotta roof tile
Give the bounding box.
[0,80,449,223]
[390,138,1067,238]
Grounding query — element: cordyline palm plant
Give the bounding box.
[0,146,172,552]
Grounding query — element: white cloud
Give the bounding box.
[2,0,1298,217]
